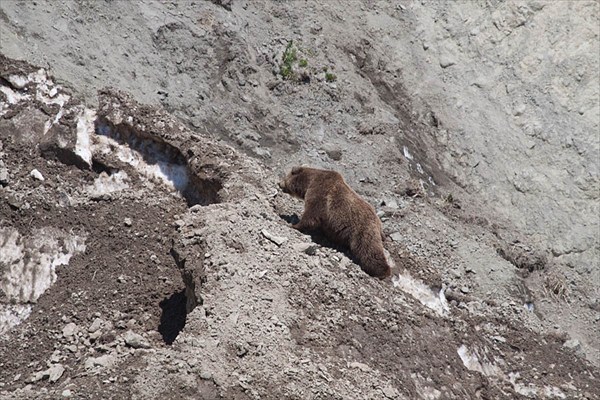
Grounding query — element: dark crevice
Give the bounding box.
[91,159,118,175]
[158,290,188,345]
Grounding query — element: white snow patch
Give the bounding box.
[0,85,30,105]
[87,170,129,197]
[1,69,70,131]
[393,271,449,316]
[0,305,32,336]
[508,372,566,399]
[0,227,86,303]
[411,373,442,399]
[457,344,503,377]
[403,145,413,160]
[457,346,567,398]
[76,108,96,166]
[7,74,29,89]
[93,129,190,193]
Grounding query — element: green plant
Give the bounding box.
[325,72,337,82]
[280,41,298,80]
[299,58,308,68]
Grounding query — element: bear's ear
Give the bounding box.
[291,166,302,175]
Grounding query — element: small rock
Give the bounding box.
[30,169,44,181]
[88,318,104,333]
[62,323,78,338]
[492,335,507,343]
[85,354,116,369]
[64,345,77,353]
[261,229,287,246]
[50,350,61,363]
[423,42,430,50]
[292,242,317,255]
[6,194,24,210]
[89,330,102,340]
[439,55,456,68]
[325,148,342,161]
[382,198,399,209]
[200,371,212,380]
[0,167,9,186]
[389,232,403,242]
[124,330,151,349]
[48,364,65,383]
[62,389,72,397]
[253,147,271,158]
[460,286,470,294]
[348,362,371,372]
[29,370,46,383]
[382,386,399,399]
[123,217,132,227]
[563,339,581,351]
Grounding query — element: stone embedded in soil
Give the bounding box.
[30,169,44,181]
[124,330,150,349]
[85,354,116,369]
[62,323,78,337]
[200,371,212,380]
[563,339,581,351]
[325,148,343,161]
[292,242,318,255]
[28,364,64,383]
[48,364,65,383]
[261,229,288,246]
[382,386,399,399]
[124,217,132,227]
[389,232,403,242]
[0,166,9,186]
[382,198,399,209]
[348,362,371,372]
[88,318,104,333]
[439,55,456,68]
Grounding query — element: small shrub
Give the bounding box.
[280,41,298,80]
[299,59,308,68]
[325,72,337,82]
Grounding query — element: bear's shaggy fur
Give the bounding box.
[279,166,391,279]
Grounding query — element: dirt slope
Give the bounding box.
[0,1,598,399]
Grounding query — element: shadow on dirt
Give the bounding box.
[158,289,188,345]
[278,213,364,268]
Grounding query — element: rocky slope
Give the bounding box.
[0,1,598,399]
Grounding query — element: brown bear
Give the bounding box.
[279,166,391,279]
